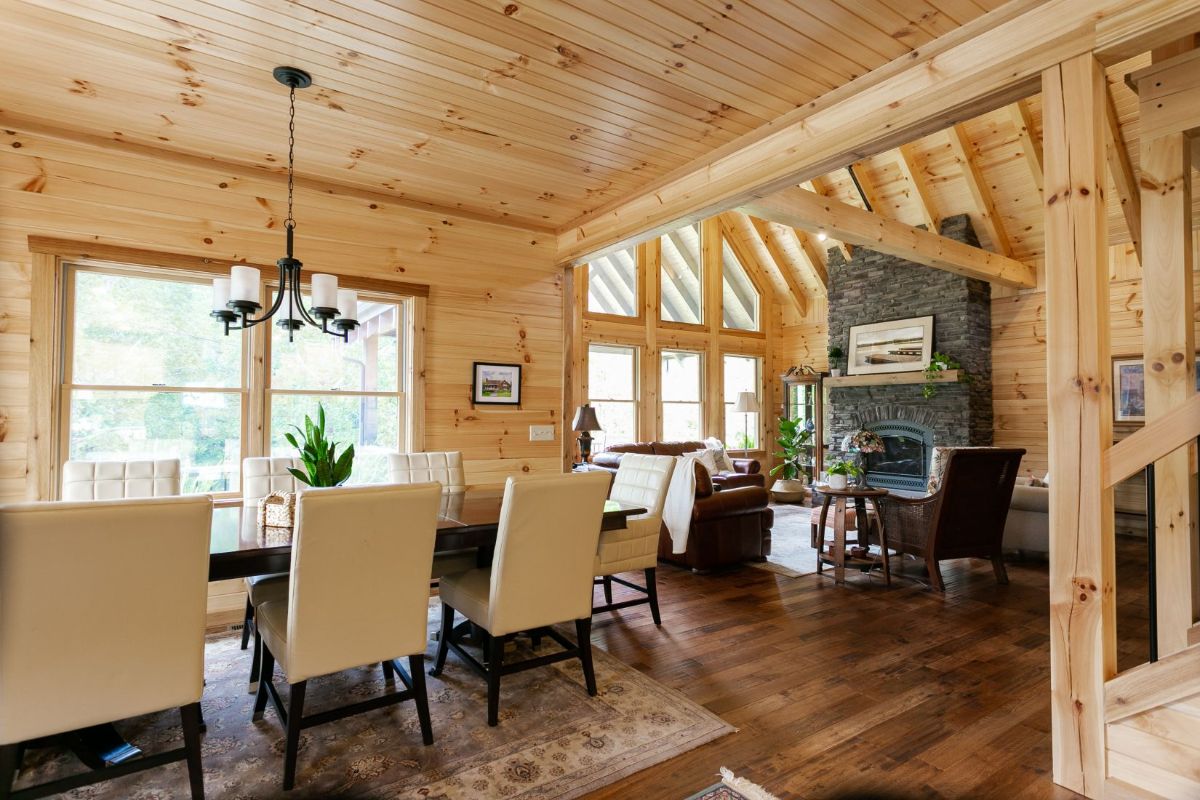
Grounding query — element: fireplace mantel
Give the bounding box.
[825,370,962,389]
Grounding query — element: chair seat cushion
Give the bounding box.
[437,567,492,629]
[245,573,288,606]
[432,549,479,579]
[255,599,291,673]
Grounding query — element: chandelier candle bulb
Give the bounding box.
[337,289,359,322]
[212,277,231,312]
[230,265,261,305]
[310,273,338,312]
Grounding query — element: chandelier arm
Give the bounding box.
[288,267,324,329]
[240,263,289,329]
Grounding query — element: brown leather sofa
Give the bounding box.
[591,441,766,489]
[649,459,773,572]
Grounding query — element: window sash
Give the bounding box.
[660,350,704,440]
[722,355,761,449]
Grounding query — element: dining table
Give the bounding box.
[70,487,646,771]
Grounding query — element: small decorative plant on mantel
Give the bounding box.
[825,459,861,491]
[923,352,969,399]
[285,403,355,487]
[828,345,845,377]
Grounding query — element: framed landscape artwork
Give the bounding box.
[846,315,934,376]
[472,362,522,405]
[1113,356,1200,423]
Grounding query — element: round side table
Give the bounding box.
[813,485,891,586]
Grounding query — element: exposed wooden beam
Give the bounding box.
[849,161,886,215]
[738,188,1036,288]
[802,178,853,261]
[1042,52,1114,800]
[555,0,1200,265]
[1008,99,1045,198]
[1105,87,1142,262]
[947,123,1013,256]
[744,215,810,316]
[894,144,941,233]
[791,228,830,291]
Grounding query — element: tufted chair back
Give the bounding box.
[243,457,303,502]
[61,459,181,501]
[388,452,465,493]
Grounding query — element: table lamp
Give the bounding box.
[572,404,602,463]
[734,391,760,456]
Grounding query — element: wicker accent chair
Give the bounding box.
[878,447,1025,592]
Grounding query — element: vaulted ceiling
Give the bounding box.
[0,0,1008,230]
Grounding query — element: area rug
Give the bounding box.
[686,768,780,800]
[14,618,732,799]
[746,503,819,578]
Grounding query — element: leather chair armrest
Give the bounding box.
[731,458,761,474]
[693,486,769,521]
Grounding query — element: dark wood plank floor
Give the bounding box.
[584,532,1151,799]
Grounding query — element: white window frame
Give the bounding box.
[585,342,639,447]
[722,354,762,451]
[659,348,704,442]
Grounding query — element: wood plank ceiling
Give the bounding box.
[0,0,1007,230]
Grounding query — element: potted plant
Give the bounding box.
[828,345,845,377]
[769,417,812,499]
[825,459,860,491]
[922,352,968,399]
[284,403,356,487]
[843,428,885,487]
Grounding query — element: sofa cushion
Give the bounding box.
[1010,484,1049,513]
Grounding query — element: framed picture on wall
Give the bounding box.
[472,362,522,405]
[1113,356,1200,423]
[846,315,934,376]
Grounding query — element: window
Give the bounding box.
[587,247,638,317]
[723,355,761,450]
[721,238,760,331]
[268,295,405,485]
[660,223,703,324]
[64,266,245,493]
[61,262,413,495]
[587,344,638,448]
[660,350,703,441]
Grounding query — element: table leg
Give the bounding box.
[853,498,869,549]
[833,496,847,585]
[816,497,832,575]
[871,497,891,587]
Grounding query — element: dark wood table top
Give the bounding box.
[208,488,645,581]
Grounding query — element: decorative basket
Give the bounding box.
[257,490,297,529]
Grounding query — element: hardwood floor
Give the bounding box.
[584,534,1152,799]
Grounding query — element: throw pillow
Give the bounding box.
[703,437,735,472]
[686,448,719,476]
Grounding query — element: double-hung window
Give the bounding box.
[660,350,703,441]
[723,355,761,450]
[586,344,638,448]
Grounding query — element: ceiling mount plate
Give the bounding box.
[272,66,312,89]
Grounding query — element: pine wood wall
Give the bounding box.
[0,126,562,502]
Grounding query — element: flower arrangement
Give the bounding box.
[843,429,885,454]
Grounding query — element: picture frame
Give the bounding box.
[1112,355,1200,423]
[846,315,934,376]
[472,361,522,405]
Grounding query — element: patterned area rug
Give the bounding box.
[746,503,819,578]
[686,768,779,800]
[14,617,732,798]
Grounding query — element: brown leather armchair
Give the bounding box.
[655,462,773,572]
[592,441,765,489]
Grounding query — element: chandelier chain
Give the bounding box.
[286,83,296,230]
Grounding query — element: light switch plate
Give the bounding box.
[529,424,555,442]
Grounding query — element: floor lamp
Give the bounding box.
[734,391,760,456]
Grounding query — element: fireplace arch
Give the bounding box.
[862,419,935,493]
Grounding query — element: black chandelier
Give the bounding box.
[211,66,359,342]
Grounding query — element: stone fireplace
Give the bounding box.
[826,215,993,490]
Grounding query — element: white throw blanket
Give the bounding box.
[662,454,699,554]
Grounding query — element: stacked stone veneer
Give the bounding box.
[826,214,993,454]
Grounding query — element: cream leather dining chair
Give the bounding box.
[240,457,302,690]
[389,451,475,578]
[593,453,675,625]
[0,495,212,799]
[250,483,442,791]
[61,458,181,500]
[431,471,611,727]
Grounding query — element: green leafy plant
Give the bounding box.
[284,403,355,487]
[826,459,861,478]
[923,352,968,399]
[769,417,813,481]
[827,345,844,368]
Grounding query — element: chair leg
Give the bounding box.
[408,655,434,746]
[602,576,613,605]
[252,645,275,721]
[926,557,946,592]
[249,630,262,694]
[430,603,454,678]
[576,618,597,696]
[180,702,205,800]
[240,597,253,650]
[382,660,396,684]
[645,567,662,626]
[282,681,307,791]
[486,636,504,727]
[0,742,22,800]
[992,554,1010,585]
[529,628,543,649]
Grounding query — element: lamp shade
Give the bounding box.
[734,391,760,414]
[572,404,602,432]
